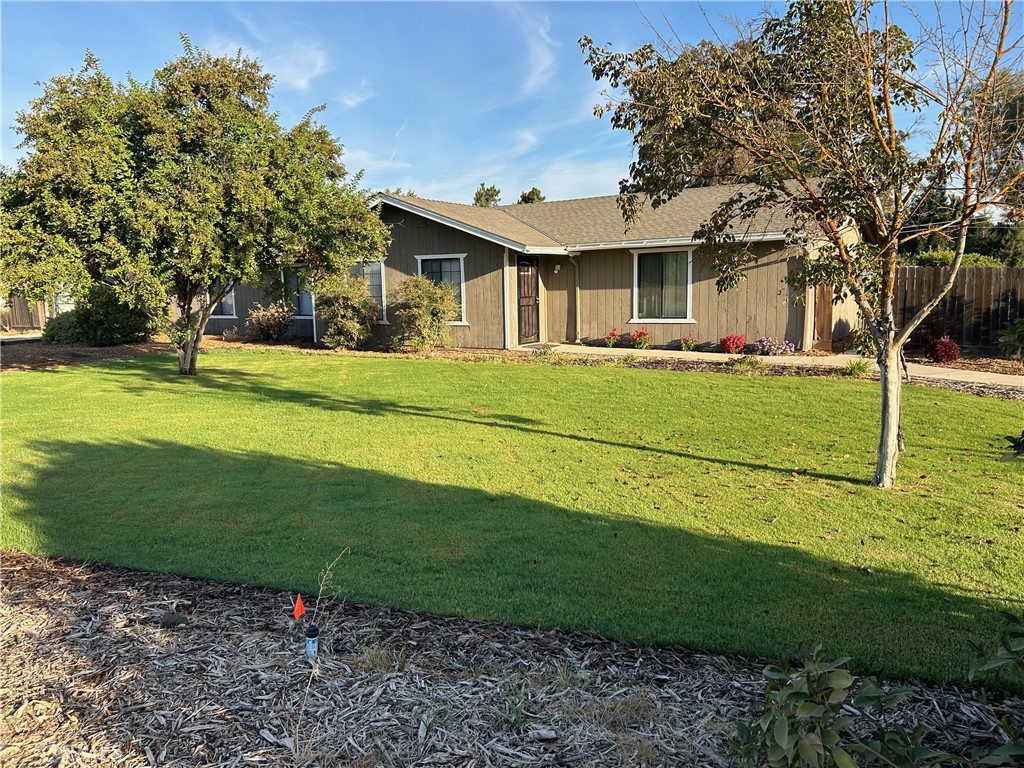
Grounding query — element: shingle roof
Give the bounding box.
[504,185,796,247]
[380,194,563,250]
[379,185,797,253]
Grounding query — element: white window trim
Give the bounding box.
[630,248,696,324]
[359,259,389,325]
[209,284,237,319]
[280,269,314,318]
[414,253,469,325]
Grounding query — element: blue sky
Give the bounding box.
[1,1,774,203]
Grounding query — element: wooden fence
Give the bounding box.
[895,266,1023,347]
[0,296,47,332]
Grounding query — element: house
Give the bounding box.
[205,185,859,350]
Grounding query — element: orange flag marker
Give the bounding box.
[293,594,306,620]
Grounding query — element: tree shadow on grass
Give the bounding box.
[4,437,1018,687]
[99,361,869,485]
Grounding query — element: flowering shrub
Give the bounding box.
[923,335,961,364]
[603,327,620,347]
[630,326,651,349]
[752,336,796,356]
[246,302,293,341]
[720,334,746,354]
[679,334,699,351]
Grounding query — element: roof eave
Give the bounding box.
[379,195,563,254]
[566,232,790,252]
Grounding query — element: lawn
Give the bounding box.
[2,348,1022,685]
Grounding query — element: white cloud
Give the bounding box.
[204,21,329,92]
[507,5,558,96]
[339,78,374,109]
[344,147,412,175]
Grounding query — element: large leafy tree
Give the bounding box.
[582,0,1023,488]
[1,39,389,374]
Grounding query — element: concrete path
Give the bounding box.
[0,333,43,345]
[535,342,1024,390]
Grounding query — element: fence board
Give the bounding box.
[895,266,1024,347]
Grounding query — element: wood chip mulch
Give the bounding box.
[1,551,1021,767]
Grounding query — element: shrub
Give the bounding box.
[630,326,651,349]
[41,284,153,346]
[752,336,796,356]
[387,275,459,351]
[603,327,621,347]
[900,247,1005,268]
[998,318,1024,361]
[41,310,86,344]
[726,354,762,372]
[317,277,379,350]
[678,334,700,351]
[246,301,293,341]
[847,327,878,358]
[844,358,871,378]
[720,334,746,354]
[923,335,960,364]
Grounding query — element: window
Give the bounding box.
[211,284,236,317]
[284,271,314,317]
[416,253,466,323]
[634,250,692,321]
[352,260,386,321]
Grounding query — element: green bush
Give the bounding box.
[900,248,1004,268]
[41,310,86,344]
[246,302,293,341]
[387,276,459,352]
[998,318,1024,361]
[41,285,153,346]
[318,276,379,350]
[844,358,872,377]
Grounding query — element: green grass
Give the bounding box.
[3,349,1022,685]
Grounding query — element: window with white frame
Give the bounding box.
[352,261,386,321]
[283,270,314,317]
[416,254,466,322]
[634,250,692,321]
[210,283,236,317]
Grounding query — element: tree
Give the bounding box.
[582,1,1023,488]
[473,182,501,207]
[518,187,546,204]
[1,39,389,375]
[381,187,417,197]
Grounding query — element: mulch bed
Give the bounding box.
[1,551,1021,767]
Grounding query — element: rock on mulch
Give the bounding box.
[1,552,1021,768]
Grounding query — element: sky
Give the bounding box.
[0,1,775,204]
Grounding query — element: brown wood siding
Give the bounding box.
[540,256,574,343]
[381,207,506,349]
[577,244,805,347]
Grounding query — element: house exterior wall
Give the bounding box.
[380,207,507,349]
[540,255,575,343]
[575,243,806,348]
[203,283,314,339]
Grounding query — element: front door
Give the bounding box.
[517,257,540,344]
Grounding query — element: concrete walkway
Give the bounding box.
[534,342,1024,390]
[0,333,43,345]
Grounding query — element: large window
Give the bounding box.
[284,271,314,317]
[635,250,691,321]
[210,283,235,317]
[353,261,385,321]
[416,253,466,322]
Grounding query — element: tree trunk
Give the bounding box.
[873,344,903,488]
[176,327,206,375]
